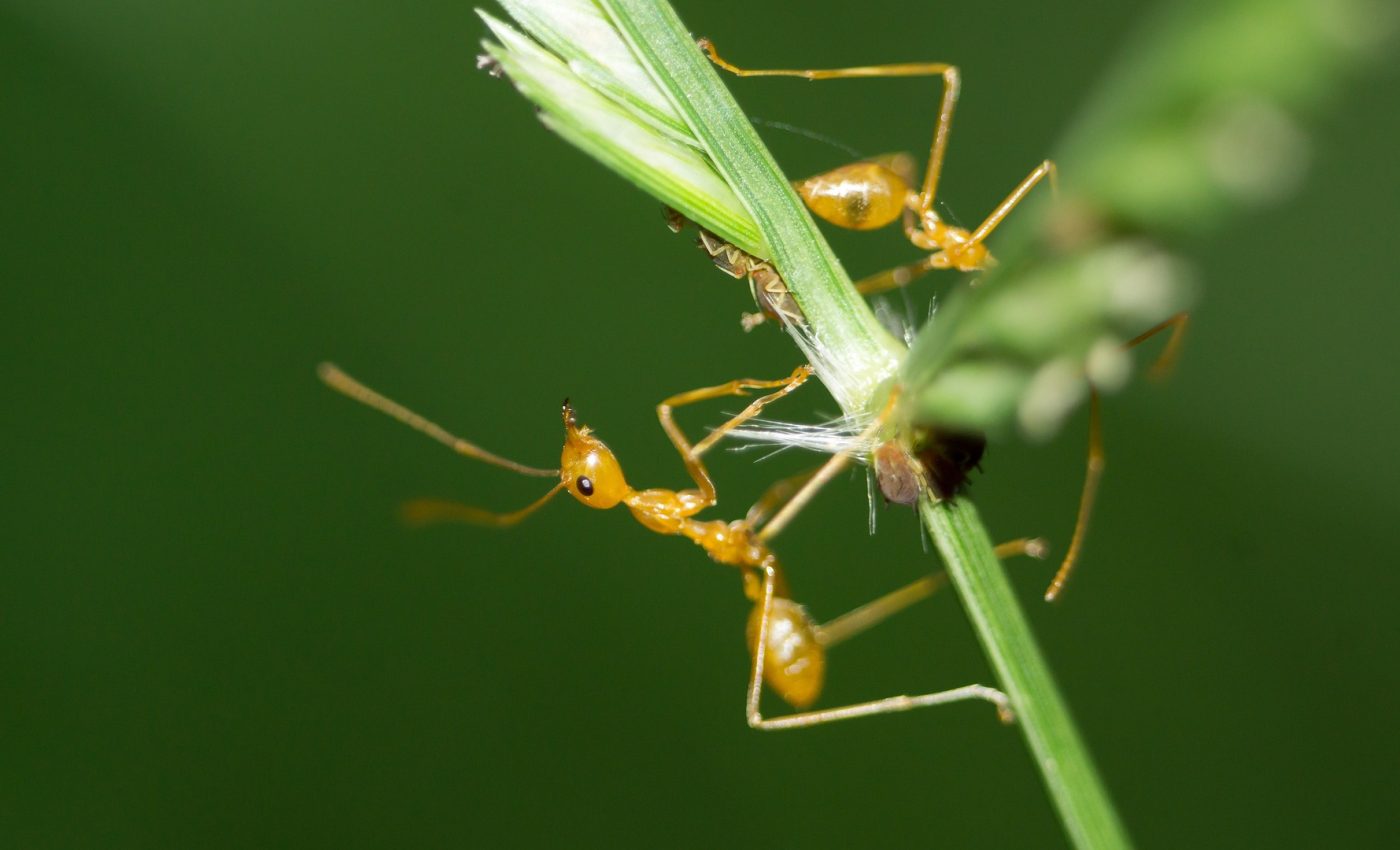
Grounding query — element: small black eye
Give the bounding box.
[576,476,594,497]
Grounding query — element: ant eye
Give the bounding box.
[576,476,594,497]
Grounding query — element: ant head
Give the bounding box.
[560,400,629,509]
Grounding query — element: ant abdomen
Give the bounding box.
[795,162,910,232]
[747,597,826,709]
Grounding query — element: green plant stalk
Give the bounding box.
[598,2,1127,847]
[923,498,1128,848]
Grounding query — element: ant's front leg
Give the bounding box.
[853,255,939,296]
[655,366,812,506]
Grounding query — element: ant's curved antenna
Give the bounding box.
[318,363,558,477]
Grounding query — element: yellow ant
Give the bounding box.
[699,39,1057,296]
[317,36,1188,725]
[318,362,1047,730]
[689,41,1192,599]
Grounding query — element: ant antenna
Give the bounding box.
[400,483,566,528]
[317,363,559,477]
[749,117,865,160]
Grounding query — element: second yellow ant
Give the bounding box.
[318,362,1045,730]
[689,42,1189,600]
[699,38,1056,297]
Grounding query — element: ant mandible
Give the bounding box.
[699,39,1056,296]
[318,363,1044,730]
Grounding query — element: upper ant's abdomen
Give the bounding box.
[796,162,908,231]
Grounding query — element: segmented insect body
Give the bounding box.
[698,41,1193,598]
[555,399,826,708]
[696,230,805,332]
[319,363,1022,729]
[700,39,1057,294]
[664,206,804,332]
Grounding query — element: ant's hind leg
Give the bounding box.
[745,565,1011,731]
[699,39,960,228]
[1045,392,1104,602]
[745,538,1044,729]
[853,255,939,296]
[1127,312,1190,380]
[1044,312,1189,600]
[818,540,1046,648]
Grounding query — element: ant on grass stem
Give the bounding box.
[699,38,1057,295]
[682,40,1190,600]
[319,362,1048,729]
[320,35,1190,728]
[668,41,1055,332]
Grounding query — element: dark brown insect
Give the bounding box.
[873,428,986,506]
[319,362,1035,729]
[914,428,986,501]
[872,441,923,506]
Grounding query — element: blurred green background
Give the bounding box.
[5,1,1398,846]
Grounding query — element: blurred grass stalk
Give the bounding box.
[480,0,1385,847]
[906,0,1388,439]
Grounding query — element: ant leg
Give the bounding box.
[746,564,1010,730]
[744,469,819,528]
[756,396,898,542]
[994,537,1050,560]
[844,208,948,297]
[854,255,938,296]
[818,538,1045,647]
[1127,312,1190,380]
[815,573,950,649]
[399,485,566,528]
[1045,392,1103,602]
[657,366,812,504]
[747,541,1041,727]
[966,160,1058,246]
[1042,312,1187,600]
[699,39,959,228]
[684,366,812,458]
